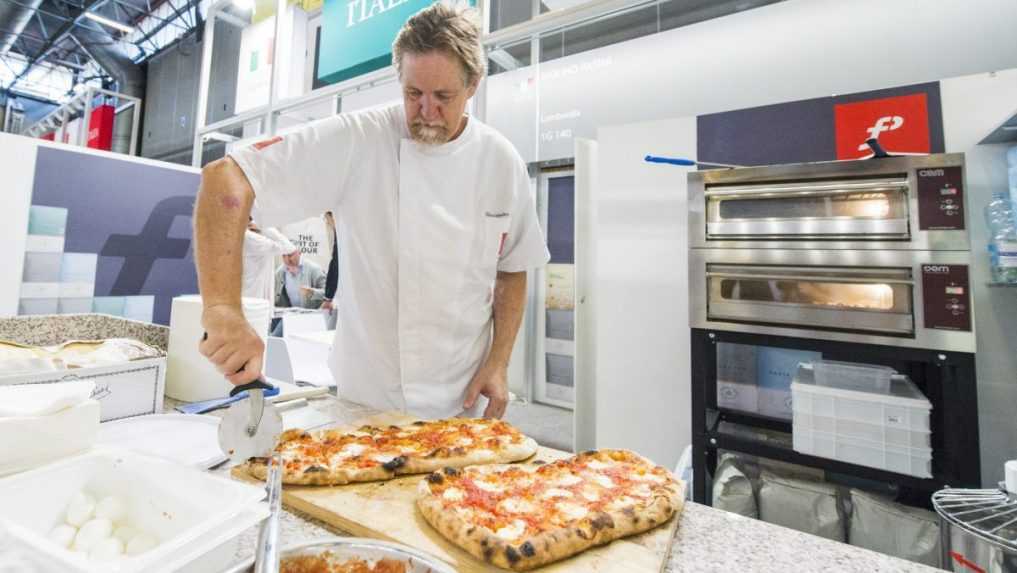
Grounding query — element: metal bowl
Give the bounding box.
[221,536,459,573]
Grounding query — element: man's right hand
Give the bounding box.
[199,305,265,385]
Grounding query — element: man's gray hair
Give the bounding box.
[392,2,487,87]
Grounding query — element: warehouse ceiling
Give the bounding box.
[0,0,202,96]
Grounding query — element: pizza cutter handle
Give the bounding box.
[229,378,274,398]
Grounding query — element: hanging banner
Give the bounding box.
[317,0,475,85]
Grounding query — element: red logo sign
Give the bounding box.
[834,93,930,159]
[252,136,283,151]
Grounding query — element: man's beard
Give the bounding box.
[410,120,450,145]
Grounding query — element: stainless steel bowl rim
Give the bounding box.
[221,536,459,573]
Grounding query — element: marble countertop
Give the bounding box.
[179,395,937,573]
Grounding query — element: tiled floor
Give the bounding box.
[504,399,574,452]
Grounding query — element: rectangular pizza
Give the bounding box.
[246,418,538,485]
[416,449,684,570]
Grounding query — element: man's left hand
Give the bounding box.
[463,363,509,419]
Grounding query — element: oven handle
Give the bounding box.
[704,179,908,199]
[706,272,915,285]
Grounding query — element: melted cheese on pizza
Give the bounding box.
[421,449,680,544]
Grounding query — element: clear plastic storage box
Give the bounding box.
[791,363,933,478]
[812,360,895,394]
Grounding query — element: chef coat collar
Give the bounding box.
[396,105,477,157]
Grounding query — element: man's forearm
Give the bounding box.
[194,158,254,310]
[487,271,527,368]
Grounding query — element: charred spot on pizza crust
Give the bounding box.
[427,472,445,484]
[482,546,494,562]
[412,420,427,426]
[531,460,546,465]
[248,457,269,465]
[382,456,407,471]
[443,467,459,477]
[304,465,327,473]
[450,446,467,456]
[505,546,521,565]
[519,541,536,557]
[581,450,598,457]
[622,507,636,518]
[575,527,590,540]
[591,512,615,531]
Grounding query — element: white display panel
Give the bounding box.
[0,133,37,317]
[590,117,696,470]
[486,0,1017,163]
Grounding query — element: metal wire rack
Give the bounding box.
[933,488,1017,552]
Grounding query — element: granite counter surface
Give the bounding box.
[185,396,937,573]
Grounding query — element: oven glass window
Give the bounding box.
[716,191,903,221]
[719,279,897,311]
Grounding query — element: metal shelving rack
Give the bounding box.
[21,86,142,154]
[690,328,982,508]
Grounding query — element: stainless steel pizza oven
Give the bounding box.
[689,154,976,353]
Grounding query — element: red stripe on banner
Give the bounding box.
[950,551,986,573]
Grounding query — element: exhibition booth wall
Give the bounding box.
[0,135,201,325]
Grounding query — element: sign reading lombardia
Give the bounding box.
[318,0,476,85]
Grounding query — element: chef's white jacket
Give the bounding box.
[229,105,549,419]
[242,227,296,304]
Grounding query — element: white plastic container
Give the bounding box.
[792,364,933,478]
[793,428,932,478]
[812,360,895,394]
[0,357,167,422]
[0,447,266,572]
[792,365,932,432]
[166,295,271,401]
[0,399,100,476]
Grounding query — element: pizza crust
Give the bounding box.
[246,423,539,486]
[416,452,685,571]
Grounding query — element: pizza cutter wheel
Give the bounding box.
[218,378,283,465]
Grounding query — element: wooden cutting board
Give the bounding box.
[231,411,684,572]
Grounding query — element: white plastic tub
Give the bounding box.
[794,412,931,449]
[0,447,266,573]
[792,366,931,432]
[793,427,932,478]
[0,399,100,476]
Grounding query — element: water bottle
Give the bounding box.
[986,191,1017,284]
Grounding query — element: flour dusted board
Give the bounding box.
[231,411,684,572]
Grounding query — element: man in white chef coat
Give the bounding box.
[193,3,549,419]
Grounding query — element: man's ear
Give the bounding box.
[465,78,480,99]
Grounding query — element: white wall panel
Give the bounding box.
[487,0,1017,162]
[591,117,696,469]
[941,69,1017,486]
[0,133,36,317]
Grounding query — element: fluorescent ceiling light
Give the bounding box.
[84,12,134,34]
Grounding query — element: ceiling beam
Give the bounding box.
[3,0,110,90]
[0,0,73,23]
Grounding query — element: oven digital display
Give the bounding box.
[922,264,972,331]
[917,166,965,231]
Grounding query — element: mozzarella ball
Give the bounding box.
[65,492,96,527]
[89,537,124,561]
[48,524,77,549]
[72,518,113,552]
[95,496,127,522]
[125,532,157,556]
[112,524,138,544]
